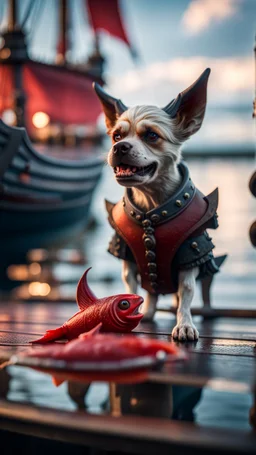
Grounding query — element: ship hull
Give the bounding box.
[0,120,103,255]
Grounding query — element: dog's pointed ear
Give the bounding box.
[93,83,128,131]
[162,68,211,141]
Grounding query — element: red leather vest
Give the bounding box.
[107,163,218,295]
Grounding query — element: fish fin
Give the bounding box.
[52,375,65,387]
[76,267,97,311]
[79,322,103,339]
[32,327,65,344]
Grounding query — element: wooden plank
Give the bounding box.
[149,353,256,389]
[159,307,256,318]
[0,331,38,346]
[0,329,255,358]
[0,400,255,455]
[135,318,256,341]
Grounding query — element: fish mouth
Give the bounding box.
[114,163,157,182]
[126,297,144,321]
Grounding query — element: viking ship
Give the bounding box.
[0,0,134,256]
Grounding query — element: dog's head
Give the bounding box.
[94,69,210,188]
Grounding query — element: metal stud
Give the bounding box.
[147,262,157,272]
[130,210,135,216]
[149,273,157,282]
[122,199,126,207]
[161,210,168,216]
[144,227,154,235]
[175,200,182,207]
[144,236,156,249]
[142,219,151,227]
[146,251,156,260]
[151,214,160,223]
[183,193,190,199]
[191,242,198,249]
[136,214,142,221]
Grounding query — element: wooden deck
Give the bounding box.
[0,301,256,454]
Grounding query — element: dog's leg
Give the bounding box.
[122,260,138,294]
[141,293,158,322]
[172,267,199,341]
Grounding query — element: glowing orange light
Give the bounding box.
[29,262,41,275]
[32,112,50,129]
[0,48,11,59]
[2,109,16,125]
[28,282,51,296]
[7,265,29,280]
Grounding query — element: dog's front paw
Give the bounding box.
[172,323,199,341]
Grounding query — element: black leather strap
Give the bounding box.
[123,161,196,226]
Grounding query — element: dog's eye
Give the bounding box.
[113,133,122,142]
[145,131,159,142]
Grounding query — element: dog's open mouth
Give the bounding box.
[114,163,157,179]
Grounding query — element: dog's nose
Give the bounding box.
[113,141,132,156]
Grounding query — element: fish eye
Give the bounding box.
[118,300,130,310]
[145,130,159,142]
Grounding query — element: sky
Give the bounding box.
[105,0,255,109]
[0,0,255,148]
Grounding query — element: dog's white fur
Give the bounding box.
[98,73,209,341]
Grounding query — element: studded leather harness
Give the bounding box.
[106,162,219,295]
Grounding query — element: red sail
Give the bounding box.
[86,0,131,46]
[0,65,14,113]
[0,62,102,134]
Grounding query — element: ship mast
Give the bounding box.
[0,0,28,127]
[56,0,68,64]
[9,0,26,127]
[8,0,17,31]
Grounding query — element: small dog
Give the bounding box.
[94,69,224,341]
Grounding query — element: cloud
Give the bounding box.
[107,56,253,107]
[182,0,240,35]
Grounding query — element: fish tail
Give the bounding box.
[32,326,65,344]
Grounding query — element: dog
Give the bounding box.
[93,68,225,341]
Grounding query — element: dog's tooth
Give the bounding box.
[132,167,137,172]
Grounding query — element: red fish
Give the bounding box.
[13,324,184,385]
[32,268,144,343]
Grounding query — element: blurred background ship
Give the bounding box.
[0,0,136,289]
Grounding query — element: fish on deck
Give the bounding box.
[11,324,185,385]
[32,268,144,343]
